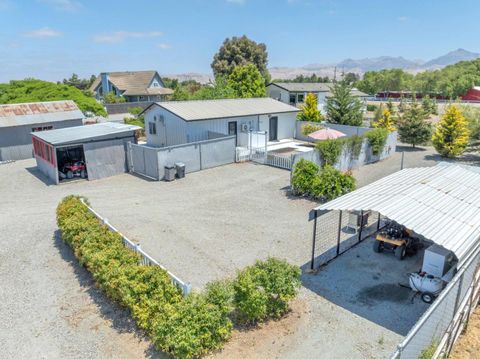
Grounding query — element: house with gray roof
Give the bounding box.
[0,100,84,161]
[267,82,368,113]
[141,97,300,147]
[90,70,174,103]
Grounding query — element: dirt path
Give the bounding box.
[450,308,480,359]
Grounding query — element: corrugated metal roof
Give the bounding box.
[32,122,141,145]
[315,165,480,263]
[270,82,333,92]
[269,82,368,97]
[0,100,84,128]
[151,97,300,121]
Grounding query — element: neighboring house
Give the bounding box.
[89,71,174,102]
[267,82,369,113]
[33,122,140,184]
[0,100,84,161]
[141,98,300,147]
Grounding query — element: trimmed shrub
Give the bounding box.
[56,196,302,358]
[366,104,377,112]
[204,279,235,316]
[153,293,233,359]
[56,196,229,358]
[316,139,343,166]
[365,128,388,156]
[233,258,301,324]
[311,165,356,201]
[291,158,320,196]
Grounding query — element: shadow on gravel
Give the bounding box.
[53,230,167,359]
[25,166,55,186]
[300,237,429,336]
[395,145,428,153]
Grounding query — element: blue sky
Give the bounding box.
[0,0,479,82]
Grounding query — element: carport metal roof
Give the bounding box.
[315,164,480,264]
[32,122,141,146]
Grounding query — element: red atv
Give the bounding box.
[63,161,87,179]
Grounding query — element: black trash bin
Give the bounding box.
[175,162,186,178]
[164,164,176,181]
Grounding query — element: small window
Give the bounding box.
[153,82,159,87]
[149,122,157,135]
[289,94,296,104]
[297,94,305,103]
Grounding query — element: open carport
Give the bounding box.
[308,162,480,358]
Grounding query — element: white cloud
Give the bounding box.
[158,43,171,49]
[23,27,62,38]
[93,31,163,44]
[38,0,82,12]
[226,0,245,4]
[398,16,408,22]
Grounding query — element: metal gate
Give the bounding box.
[249,131,267,164]
[84,139,128,180]
[128,142,159,180]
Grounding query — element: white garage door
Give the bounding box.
[83,139,127,180]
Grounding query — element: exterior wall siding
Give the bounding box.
[144,105,298,147]
[0,118,83,161]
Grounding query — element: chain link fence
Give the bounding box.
[391,244,480,358]
[310,209,385,269]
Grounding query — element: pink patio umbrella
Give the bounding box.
[308,127,347,141]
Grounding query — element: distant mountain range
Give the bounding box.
[270,48,480,80]
[166,49,480,83]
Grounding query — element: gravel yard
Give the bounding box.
[1,147,475,358]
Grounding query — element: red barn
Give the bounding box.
[462,86,480,101]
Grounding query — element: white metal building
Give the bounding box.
[141,98,300,147]
[267,82,368,113]
[313,164,480,265]
[0,100,84,161]
[32,122,140,184]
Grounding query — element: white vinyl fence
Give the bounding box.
[80,198,192,296]
[236,131,267,164]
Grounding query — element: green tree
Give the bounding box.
[103,91,126,104]
[211,35,270,83]
[191,77,237,100]
[343,72,359,85]
[421,95,438,115]
[61,73,96,90]
[460,104,480,141]
[227,64,266,98]
[297,93,323,122]
[432,105,470,157]
[397,102,432,147]
[0,79,106,116]
[325,80,363,126]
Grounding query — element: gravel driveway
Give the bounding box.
[1,146,475,358]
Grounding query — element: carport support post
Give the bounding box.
[358,210,364,242]
[376,212,381,230]
[336,210,342,255]
[310,210,318,270]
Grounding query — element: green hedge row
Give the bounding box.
[57,196,301,358]
[291,159,356,201]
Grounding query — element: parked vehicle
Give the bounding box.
[62,161,87,179]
